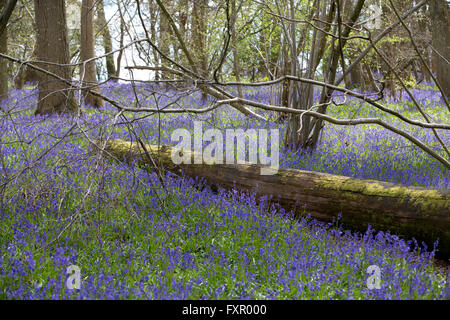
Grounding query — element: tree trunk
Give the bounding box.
[191,0,208,100]
[96,0,116,81]
[231,0,244,100]
[258,10,268,80]
[159,0,171,87]
[0,0,7,101]
[115,0,125,79]
[430,0,450,97]
[349,61,365,89]
[13,69,24,89]
[423,48,431,83]
[0,0,17,36]
[177,0,189,82]
[341,59,352,89]
[103,139,450,259]
[305,0,366,150]
[286,0,338,150]
[191,0,208,78]
[286,0,302,148]
[148,0,159,81]
[34,0,77,115]
[363,63,378,92]
[15,44,40,89]
[81,0,103,108]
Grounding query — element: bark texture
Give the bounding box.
[191,0,208,78]
[159,0,170,84]
[34,0,77,115]
[81,0,103,107]
[14,44,40,89]
[231,0,244,100]
[430,0,450,97]
[96,0,116,81]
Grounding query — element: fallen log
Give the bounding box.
[101,139,450,258]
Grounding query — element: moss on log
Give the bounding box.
[100,139,450,258]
